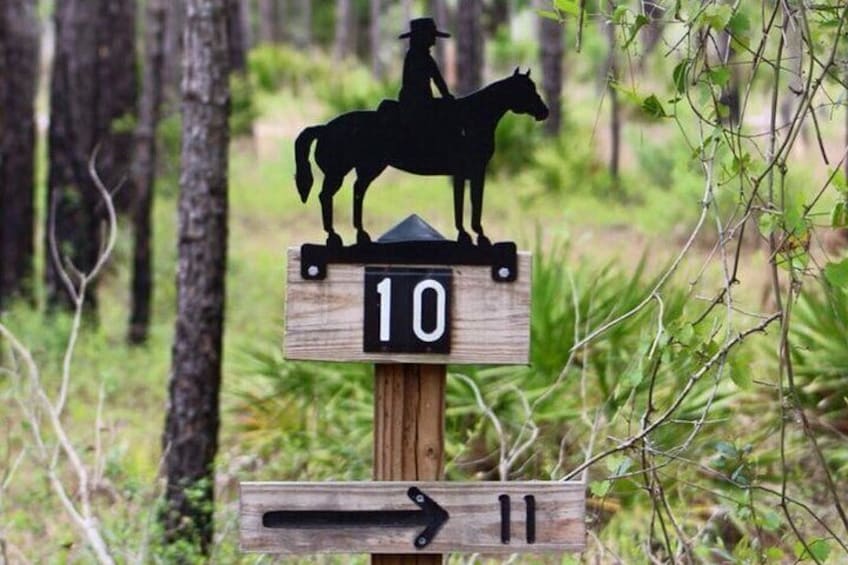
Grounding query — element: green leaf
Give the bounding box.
[824,258,848,287]
[715,441,738,459]
[536,9,561,21]
[758,509,781,532]
[728,11,751,47]
[673,60,689,93]
[612,5,630,23]
[606,455,633,476]
[758,212,778,236]
[702,4,733,31]
[554,0,580,16]
[590,480,611,497]
[623,14,650,48]
[832,170,848,194]
[764,548,784,562]
[641,94,667,118]
[784,192,808,235]
[677,323,695,346]
[729,366,751,389]
[831,202,848,228]
[794,539,831,562]
[709,66,731,87]
[625,358,644,387]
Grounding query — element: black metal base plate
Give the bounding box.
[300,240,518,283]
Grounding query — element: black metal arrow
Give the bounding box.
[261,486,450,549]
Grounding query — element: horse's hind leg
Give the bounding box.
[453,176,472,245]
[320,175,344,247]
[353,165,385,245]
[470,173,490,247]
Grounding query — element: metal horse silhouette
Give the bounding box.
[295,18,549,248]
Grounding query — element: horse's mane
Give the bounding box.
[457,74,517,103]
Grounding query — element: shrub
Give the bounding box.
[247,44,331,95]
[229,73,257,137]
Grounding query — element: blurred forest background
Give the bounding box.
[1,0,848,562]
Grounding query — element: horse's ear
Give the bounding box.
[513,67,520,76]
[525,69,531,77]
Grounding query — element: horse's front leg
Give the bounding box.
[470,172,490,247]
[453,176,472,245]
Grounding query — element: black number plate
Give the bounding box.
[363,267,452,354]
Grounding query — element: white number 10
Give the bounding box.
[376,277,447,343]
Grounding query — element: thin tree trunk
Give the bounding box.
[164,0,185,103]
[334,0,353,60]
[47,0,137,310]
[780,3,803,130]
[228,0,248,72]
[370,0,382,79]
[100,0,139,213]
[640,0,664,62]
[0,0,39,306]
[239,0,253,51]
[456,0,483,95]
[429,0,448,69]
[538,2,563,136]
[716,29,740,126]
[298,0,311,48]
[128,0,167,345]
[484,0,510,36]
[161,0,230,552]
[604,2,620,187]
[275,0,287,43]
[403,0,412,23]
[257,0,278,43]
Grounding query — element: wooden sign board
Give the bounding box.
[284,248,531,365]
[240,481,585,554]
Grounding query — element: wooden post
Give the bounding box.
[373,363,445,565]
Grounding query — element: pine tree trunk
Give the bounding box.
[228,0,248,72]
[0,0,39,306]
[46,0,137,310]
[456,0,483,95]
[161,0,230,552]
[164,0,185,102]
[257,0,276,43]
[128,0,167,345]
[239,0,253,51]
[100,0,139,213]
[297,0,311,48]
[429,0,448,68]
[538,4,563,136]
[484,0,509,36]
[334,0,353,60]
[370,0,382,78]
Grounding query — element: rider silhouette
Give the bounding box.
[398,18,453,122]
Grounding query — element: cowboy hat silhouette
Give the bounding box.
[398,18,450,40]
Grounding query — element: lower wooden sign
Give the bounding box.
[240,481,585,554]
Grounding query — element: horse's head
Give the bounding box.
[505,68,549,121]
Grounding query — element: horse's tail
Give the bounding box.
[295,125,323,203]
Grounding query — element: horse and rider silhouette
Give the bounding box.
[295,18,549,248]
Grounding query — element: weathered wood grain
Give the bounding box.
[240,481,586,554]
[373,364,446,564]
[284,248,531,364]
